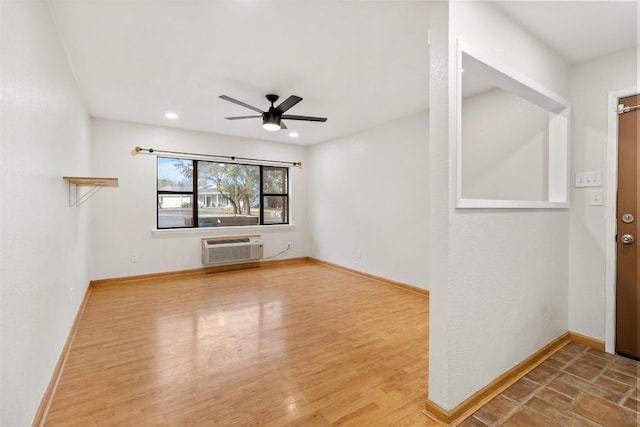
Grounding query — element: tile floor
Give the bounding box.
[460,342,640,426]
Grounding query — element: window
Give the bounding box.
[157,157,289,229]
[262,167,289,224]
[157,158,194,228]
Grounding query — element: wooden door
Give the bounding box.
[616,94,640,360]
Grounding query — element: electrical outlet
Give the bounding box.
[130,254,138,263]
[589,190,603,206]
[355,249,362,259]
[287,241,291,248]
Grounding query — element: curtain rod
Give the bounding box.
[134,146,302,167]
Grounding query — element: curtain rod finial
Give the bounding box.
[134,146,141,152]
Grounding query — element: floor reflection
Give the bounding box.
[154,292,285,387]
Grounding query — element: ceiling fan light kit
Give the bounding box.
[262,122,281,131]
[262,108,282,131]
[220,93,327,132]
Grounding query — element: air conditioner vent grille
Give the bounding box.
[201,236,263,266]
[205,238,250,245]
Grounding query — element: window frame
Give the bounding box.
[157,157,290,229]
[260,166,290,225]
[157,158,196,229]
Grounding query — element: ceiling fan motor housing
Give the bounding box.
[263,110,281,127]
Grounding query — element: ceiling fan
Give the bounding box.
[219,94,327,131]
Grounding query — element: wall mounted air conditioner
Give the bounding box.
[201,236,263,266]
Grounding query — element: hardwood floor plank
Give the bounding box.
[44,263,429,425]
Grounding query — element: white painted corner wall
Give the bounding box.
[429,1,572,410]
[452,2,570,100]
[308,112,429,289]
[89,118,310,280]
[0,2,91,426]
[568,48,638,344]
[461,88,550,201]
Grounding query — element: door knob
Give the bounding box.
[622,213,635,224]
[621,234,635,244]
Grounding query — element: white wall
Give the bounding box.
[429,1,572,410]
[426,0,452,411]
[0,1,91,425]
[446,212,569,406]
[308,112,429,289]
[453,2,569,99]
[461,88,549,201]
[568,48,637,342]
[89,118,310,280]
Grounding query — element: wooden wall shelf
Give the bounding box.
[63,176,119,206]
[63,177,119,187]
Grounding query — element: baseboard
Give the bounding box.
[569,331,605,351]
[424,332,571,426]
[308,257,429,297]
[90,256,310,286]
[31,284,93,427]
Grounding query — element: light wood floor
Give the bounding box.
[44,261,432,426]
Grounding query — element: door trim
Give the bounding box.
[605,87,639,353]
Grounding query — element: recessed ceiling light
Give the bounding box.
[164,112,179,120]
[289,132,299,138]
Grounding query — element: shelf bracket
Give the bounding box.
[63,177,119,207]
[68,183,103,207]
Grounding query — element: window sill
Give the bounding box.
[151,224,296,236]
[456,198,569,209]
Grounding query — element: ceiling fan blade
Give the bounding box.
[274,95,303,114]
[219,95,264,114]
[224,115,262,120]
[282,114,328,122]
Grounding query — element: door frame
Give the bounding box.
[605,87,638,353]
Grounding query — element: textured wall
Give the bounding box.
[568,48,637,343]
[308,112,429,289]
[89,118,310,280]
[461,88,549,201]
[429,1,572,410]
[452,2,570,99]
[0,1,91,425]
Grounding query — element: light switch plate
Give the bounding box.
[575,171,602,188]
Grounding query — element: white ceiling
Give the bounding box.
[491,1,638,65]
[50,0,431,146]
[49,1,637,146]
